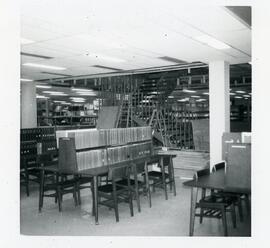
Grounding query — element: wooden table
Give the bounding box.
[183,169,251,236]
[38,154,175,225]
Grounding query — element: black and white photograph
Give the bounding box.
[1,0,270,247]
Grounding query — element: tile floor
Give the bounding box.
[20,177,251,236]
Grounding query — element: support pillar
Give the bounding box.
[209,61,230,169]
[21,82,37,128]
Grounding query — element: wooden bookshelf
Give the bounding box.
[56,126,153,171]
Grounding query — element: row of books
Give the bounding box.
[21,127,56,142]
[56,126,152,150]
[20,141,37,156]
[75,141,153,171]
[77,149,107,171]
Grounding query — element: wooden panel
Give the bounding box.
[191,119,209,151]
[96,106,120,129]
[225,143,251,192]
[222,132,242,160]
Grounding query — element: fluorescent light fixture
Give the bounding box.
[203,92,209,95]
[235,91,246,93]
[235,96,242,99]
[36,95,48,99]
[85,53,126,63]
[21,78,33,82]
[77,92,97,96]
[54,100,66,103]
[72,100,85,102]
[21,37,34,45]
[196,99,207,102]
[141,100,150,103]
[168,96,174,98]
[70,97,85,100]
[36,85,52,89]
[191,95,200,98]
[230,93,236,95]
[43,91,65,94]
[23,63,66,70]
[183,89,196,93]
[243,95,250,97]
[194,35,231,50]
[178,98,189,102]
[71,88,94,92]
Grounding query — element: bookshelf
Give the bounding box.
[56,126,153,171]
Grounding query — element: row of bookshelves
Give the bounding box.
[56,126,152,150]
[21,127,56,142]
[75,141,153,171]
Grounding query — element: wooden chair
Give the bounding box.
[146,155,176,200]
[116,160,152,212]
[39,137,92,212]
[193,168,236,236]
[212,161,248,222]
[97,163,134,222]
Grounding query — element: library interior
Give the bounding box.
[19,2,252,237]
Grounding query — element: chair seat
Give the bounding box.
[98,183,124,193]
[116,178,144,186]
[147,171,169,178]
[200,194,234,204]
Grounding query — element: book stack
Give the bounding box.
[55,126,153,171]
[129,141,152,160]
[107,145,129,164]
[77,149,107,171]
[21,127,57,157]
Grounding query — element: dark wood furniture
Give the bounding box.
[98,162,134,222]
[193,168,236,236]
[147,154,176,200]
[183,168,251,236]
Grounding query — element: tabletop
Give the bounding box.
[183,169,251,194]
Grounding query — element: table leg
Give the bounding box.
[161,157,168,200]
[93,175,99,225]
[38,169,45,212]
[189,187,198,236]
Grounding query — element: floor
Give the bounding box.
[20,176,251,236]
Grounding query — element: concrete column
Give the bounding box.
[209,61,230,169]
[21,82,37,128]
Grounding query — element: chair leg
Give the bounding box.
[134,172,141,212]
[170,162,177,196]
[144,163,152,208]
[56,175,62,212]
[73,187,78,206]
[38,170,45,212]
[112,181,119,222]
[199,208,204,224]
[91,179,95,217]
[25,168,30,197]
[221,207,228,236]
[127,176,134,217]
[237,197,243,222]
[230,204,237,228]
[161,159,168,200]
[244,194,250,216]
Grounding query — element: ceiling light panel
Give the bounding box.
[194,35,231,50]
[21,37,35,45]
[21,78,33,82]
[23,63,66,70]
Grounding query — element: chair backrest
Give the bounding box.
[194,167,210,180]
[212,161,226,172]
[58,137,78,173]
[109,163,131,181]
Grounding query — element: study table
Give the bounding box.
[38,152,176,225]
[183,168,251,236]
